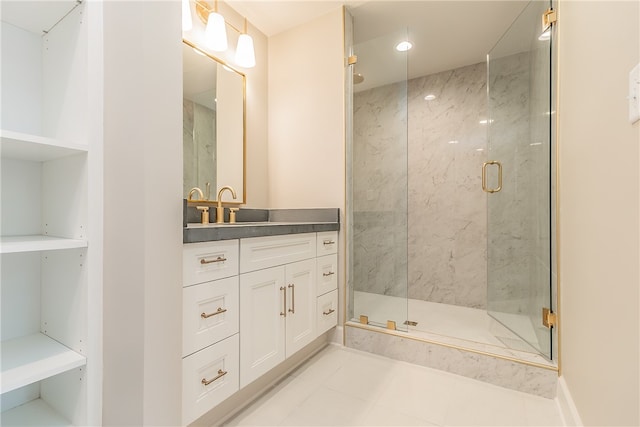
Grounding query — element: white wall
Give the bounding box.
[102,2,183,425]
[267,8,345,210]
[557,1,639,425]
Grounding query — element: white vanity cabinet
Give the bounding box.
[181,229,338,422]
[239,233,317,388]
[182,240,240,425]
[1,3,102,426]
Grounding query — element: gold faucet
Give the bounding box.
[188,187,204,201]
[216,186,237,223]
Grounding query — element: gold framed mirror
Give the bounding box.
[182,39,246,204]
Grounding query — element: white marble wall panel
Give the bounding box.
[407,62,488,308]
[353,62,488,309]
[345,325,557,398]
[352,81,408,298]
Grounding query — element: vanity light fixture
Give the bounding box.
[235,18,256,68]
[204,0,227,52]
[182,0,193,31]
[395,41,413,52]
[192,0,255,69]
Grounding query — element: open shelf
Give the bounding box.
[1,398,72,427]
[0,236,88,254]
[1,333,86,394]
[0,130,88,162]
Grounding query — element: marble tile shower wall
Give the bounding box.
[183,99,217,197]
[407,62,488,308]
[353,55,535,311]
[353,62,490,308]
[353,82,408,298]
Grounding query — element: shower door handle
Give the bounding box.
[482,161,503,193]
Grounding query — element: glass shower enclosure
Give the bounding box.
[347,28,410,332]
[347,0,556,361]
[485,0,555,359]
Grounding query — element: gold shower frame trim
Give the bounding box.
[345,322,559,372]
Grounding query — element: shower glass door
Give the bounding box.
[486,0,554,359]
[348,29,409,331]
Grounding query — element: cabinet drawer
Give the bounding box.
[182,334,239,426]
[316,231,338,256]
[184,240,239,286]
[317,290,338,335]
[240,233,316,273]
[183,276,239,357]
[316,254,338,296]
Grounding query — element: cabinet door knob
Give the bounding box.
[322,271,335,277]
[323,240,335,246]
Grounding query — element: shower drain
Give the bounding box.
[403,320,418,326]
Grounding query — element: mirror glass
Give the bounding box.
[183,41,245,203]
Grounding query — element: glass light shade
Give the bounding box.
[205,12,227,52]
[182,0,192,31]
[235,33,256,68]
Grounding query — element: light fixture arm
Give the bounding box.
[195,0,244,34]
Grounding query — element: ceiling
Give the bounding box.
[227,0,530,91]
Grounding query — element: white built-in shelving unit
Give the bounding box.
[1,1,102,425]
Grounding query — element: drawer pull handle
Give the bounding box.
[323,309,335,316]
[280,286,287,317]
[201,369,227,386]
[200,256,227,265]
[322,271,335,277]
[323,240,335,246]
[288,284,295,314]
[201,307,227,318]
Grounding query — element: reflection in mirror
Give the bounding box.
[183,40,245,203]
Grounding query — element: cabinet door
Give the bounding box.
[239,266,286,388]
[285,259,316,357]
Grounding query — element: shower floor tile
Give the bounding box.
[223,344,564,427]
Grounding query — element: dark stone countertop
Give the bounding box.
[183,207,340,243]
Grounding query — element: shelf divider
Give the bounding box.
[0,129,88,162]
[1,398,72,426]
[1,332,87,394]
[0,235,88,254]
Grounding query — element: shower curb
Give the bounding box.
[345,323,558,398]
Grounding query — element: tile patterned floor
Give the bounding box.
[223,344,565,426]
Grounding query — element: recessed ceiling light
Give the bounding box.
[424,94,436,101]
[479,119,494,125]
[448,140,459,144]
[476,148,484,152]
[530,142,543,146]
[395,41,413,52]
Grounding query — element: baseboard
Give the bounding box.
[328,325,343,345]
[556,376,583,426]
